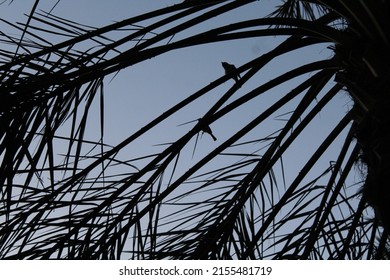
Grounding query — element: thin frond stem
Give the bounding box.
[338,195,368,259]
[242,112,352,259]
[312,143,360,259]
[302,123,356,258]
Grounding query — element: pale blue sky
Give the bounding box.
[0,0,353,198]
[0,0,358,258]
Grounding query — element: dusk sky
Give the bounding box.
[0,0,360,259]
[0,0,353,211]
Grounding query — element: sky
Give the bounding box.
[0,0,353,210]
[0,0,360,258]
[0,0,348,146]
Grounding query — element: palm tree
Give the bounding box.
[0,0,389,259]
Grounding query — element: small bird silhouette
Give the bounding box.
[198,119,217,141]
[221,61,241,83]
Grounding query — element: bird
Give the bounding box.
[221,61,241,83]
[198,119,217,141]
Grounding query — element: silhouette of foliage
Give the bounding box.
[0,0,389,259]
